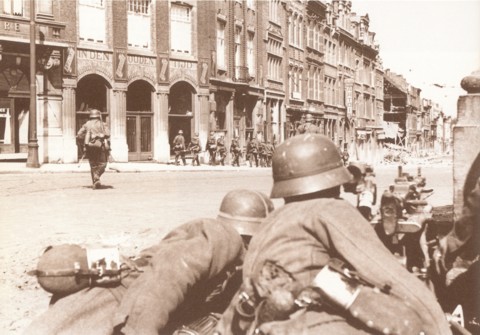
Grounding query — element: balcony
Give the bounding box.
[234,66,249,83]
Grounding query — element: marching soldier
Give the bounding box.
[206,131,217,166]
[230,136,242,167]
[263,140,275,168]
[297,113,320,134]
[26,189,275,335]
[216,135,227,166]
[215,134,451,335]
[246,135,259,168]
[188,132,202,166]
[173,130,186,166]
[76,109,111,189]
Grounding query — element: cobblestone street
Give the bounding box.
[0,164,453,333]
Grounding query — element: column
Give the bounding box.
[62,78,77,163]
[153,86,170,162]
[453,70,480,218]
[110,83,129,162]
[198,88,210,160]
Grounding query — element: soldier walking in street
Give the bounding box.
[230,136,241,167]
[206,131,217,166]
[216,135,227,166]
[215,134,451,335]
[26,189,275,335]
[76,109,111,189]
[188,132,202,166]
[173,130,187,166]
[246,135,259,168]
[263,140,275,167]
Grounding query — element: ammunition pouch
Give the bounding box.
[311,258,425,334]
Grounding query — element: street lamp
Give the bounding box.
[26,0,39,168]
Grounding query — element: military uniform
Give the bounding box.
[215,134,451,335]
[188,134,202,166]
[206,133,217,165]
[216,137,227,166]
[173,132,186,166]
[246,138,259,167]
[76,110,110,189]
[25,219,245,335]
[230,138,241,167]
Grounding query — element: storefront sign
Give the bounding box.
[169,60,197,85]
[77,49,111,61]
[345,78,354,119]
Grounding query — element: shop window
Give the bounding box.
[79,0,106,43]
[170,3,192,55]
[3,0,23,16]
[128,0,152,49]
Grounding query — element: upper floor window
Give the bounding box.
[247,31,255,76]
[37,0,53,16]
[269,0,280,24]
[128,0,152,49]
[247,0,255,10]
[3,0,23,16]
[216,20,226,69]
[170,3,192,54]
[235,25,243,78]
[79,0,106,43]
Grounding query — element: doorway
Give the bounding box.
[126,80,154,161]
[168,81,195,155]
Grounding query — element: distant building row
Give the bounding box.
[0,0,447,163]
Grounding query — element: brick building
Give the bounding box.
[0,0,385,164]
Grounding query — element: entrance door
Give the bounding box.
[127,113,153,161]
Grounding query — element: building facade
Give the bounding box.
[0,0,386,164]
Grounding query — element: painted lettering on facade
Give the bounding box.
[77,49,110,61]
[127,55,155,66]
[3,21,20,32]
[345,78,354,119]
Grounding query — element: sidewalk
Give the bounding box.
[0,161,268,174]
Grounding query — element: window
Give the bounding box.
[3,0,23,16]
[216,20,226,69]
[247,0,255,10]
[37,0,53,16]
[79,0,106,43]
[128,0,152,49]
[247,31,255,76]
[269,0,280,23]
[171,4,192,54]
[235,25,242,78]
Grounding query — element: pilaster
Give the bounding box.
[110,83,129,162]
[153,86,170,162]
[62,78,78,163]
[453,70,480,218]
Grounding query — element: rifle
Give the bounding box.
[78,151,86,168]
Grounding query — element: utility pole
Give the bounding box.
[27,0,40,168]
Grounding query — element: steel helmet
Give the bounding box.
[178,130,184,134]
[305,113,314,122]
[270,134,352,198]
[33,244,90,295]
[89,109,101,119]
[217,189,274,236]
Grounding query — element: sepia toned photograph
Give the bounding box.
[0,0,479,334]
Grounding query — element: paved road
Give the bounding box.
[0,164,453,333]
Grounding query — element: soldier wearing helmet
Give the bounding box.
[206,131,218,165]
[76,108,111,189]
[230,136,242,167]
[187,132,202,166]
[173,129,186,166]
[215,134,451,335]
[297,113,320,134]
[26,189,274,335]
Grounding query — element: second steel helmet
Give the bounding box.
[270,134,352,198]
[217,189,274,236]
[89,109,101,119]
[305,113,314,122]
[178,130,184,134]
